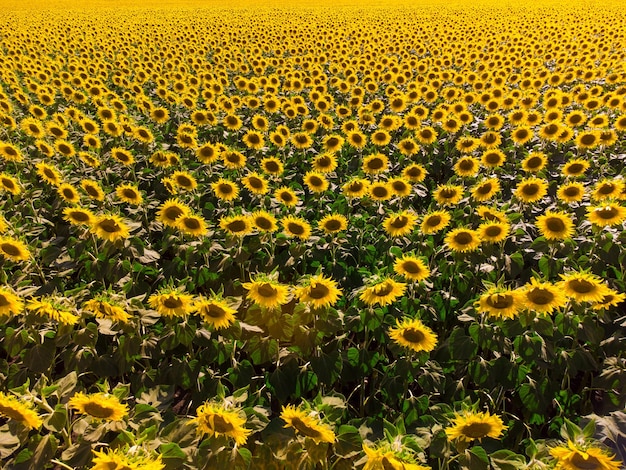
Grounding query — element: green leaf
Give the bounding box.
[0,430,21,459]
[237,447,252,467]
[466,445,489,470]
[448,328,478,361]
[44,404,67,432]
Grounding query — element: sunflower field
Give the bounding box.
[0,0,625,468]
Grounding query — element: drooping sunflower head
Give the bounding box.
[280,404,336,444]
[192,401,251,446]
[318,214,348,234]
[359,277,406,307]
[520,278,567,314]
[559,271,611,303]
[68,392,128,422]
[445,410,506,443]
[550,440,623,470]
[445,228,482,253]
[389,317,438,353]
[194,296,237,330]
[476,286,521,319]
[294,274,342,309]
[0,392,42,429]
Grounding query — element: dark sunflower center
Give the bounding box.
[218,184,233,194]
[248,177,263,189]
[255,217,272,230]
[515,129,529,139]
[99,220,121,233]
[459,159,475,170]
[317,156,331,168]
[348,182,363,192]
[122,189,138,199]
[258,283,277,298]
[598,184,615,195]
[421,130,433,139]
[163,297,183,309]
[546,217,566,232]
[324,219,341,231]
[351,135,363,144]
[453,232,473,245]
[594,207,618,219]
[211,414,234,433]
[392,182,407,192]
[176,176,193,187]
[308,283,330,299]
[570,453,601,470]
[485,153,502,164]
[425,215,441,227]
[205,304,226,318]
[580,134,596,145]
[401,261,422,274]
[44,169,56,179]
[477,183,493,195]
[567,163,584,174]
[487,294,514,309]
[401,141,415,150]
[248,134,260,144]
[309,176,323,187]
[522,183,539,195]
[290,417,322,438]
[83,402,115,419]
[527,157,543,169]
[264,161,280,172]
[484,226,503,237]
[280,192,294,203]
[367,158,384,170]
[564,187,581,197]
[2,179,15,189]
[227,220,247,232]
[164,207,183,221]
[526,288,554,305]
[544,124,559,135]
[568,279,595,294]
[0,404,27,421]
[287,222,305,235]
[183,218,200,230]
[440,189,457,199]
[70,211,90,222]
[402,327,425,343]
[373,283,394,297]
[372,186,388,198]
[406,168,422,178]
[374,132,386,142]
[461,422,493,439]
[390,216,409,229]
[0,294,9,307]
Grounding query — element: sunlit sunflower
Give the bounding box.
[591,290,626,311]
[83,298,130,323]
[251,210,278,233]
[242,130,265,150]
[274,186,299,207]
[389,317,437,353]
[587,203,626,227]
[521,152,548,173]
[69,392,128,421]
[36,162,62,186]
[63,206,96,227]
[0,142,24,162]
[514,177,548,203]
[312,153,338,173]
[0,392,42,429]
[342,178,370,198]
[536,211,575,240]
[383,211,417,237]
[282,216,312,240]
[471,178,500,202]
[171,171,198,191]
[0,236,30,262]
[194,296,237,330]
[454,156,480,177]
[519,278,567,314]
[90,448,164,470]
[242,172,268,195]
[27,297,78,325]
[397,138,420,156]
[421,211,451,235]
[362,444,430,470]
[445,228,482,253]
[559,272,611,303]
[260,156,284,176]
[242,275,290,309]
[562,159,589,178]
[110,147,134,166]
[0,286,24,317]
[446,410,506,443]
[212,178,239,202]
[192,401,251,445]
[280,405,336,444]
[346,130,367,149]
[115,184,143,205]
[550,440,622,470]
[0,173,21,195]
[156,199,190,228]
[318,214,348,234]
[557,182,586,204]
[575,130,601,150]
[220,214,253,237]
[177,213,209,237]
[480,149,506,168]
[148,288,195,318]
[322,134,344,153]
[294,274,342,309]
[415,126,437,145]
[434,184,464,206]
[476,287,522,319]
[222,149,247,170]
[403,163,428,183]
[393,255,430,282]
[360,278,406,307]
[303,171,329,193]
[91,214,130,242]
[592,179,625,202]
[57,183,81,204]
[362,153,389,175]
[478,221,510,243]
[195,143,220,164]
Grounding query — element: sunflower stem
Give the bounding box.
[50,459,75,470]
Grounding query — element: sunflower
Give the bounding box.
[194,296,237,330]
[575,130,601,150]
[0,237,30,262]
[478,221,510,243]
[389,317,437,353]
[587,203,626,227]
[521,152,547,173]
[36,162,62,186]
[421,210,451,235]
[222,149,246,170]
[312,153,338,173]
[455,137,480,154]
[251,210,278,233]
[91,214,130,242]
[318,214,348,234]
[371,129,391,147]
[397,138,420,156]
[471,178,500,202]
[0,173,21,195]
[177,213,209,237]
[156,199,190,228]
[536,211,575,240]
[519,278,567,314]
[27,297,78,325]
[393,255,430,282]
[0,392,42,429]
[78,152,101,168]
[362,153,389,175]
[90,448,164,470]
[83,298,130,323]
[241,172,268,195]
[212,178,239,202]
[369,182,392,201]
[476,287,521,319]
[383,211,417,237]
[222,114,242,131]
[514,177,548,204]
[171,171,198,191]
[558,182,586,204]
[56,183,80,204]
[592,179,625,202]
[434,184,464,206]
[219,214,253,237]
[0,143,24,162]
[403,163,428,183]
[415,126,437,145]
[63,206,96,226]
[294,274,342,309]
[274,186,299,207]
[303,171,329,193]
[346,130,367,149]
[510,126,533,145]
[454,156,480,177]
[148,288,195,318]
[445,228,482,253]
[260,156,284,176]
[115,184,143,205]
[242,275,290,309]
[242,130,265,150]
[196,143,220,164]
[559,272,611,303]
[446,410,506,443]
[282,216,311,241]
[343,178,370,198]
[192,401,251,446]
[280,405,336,444]
[110,147,134,166]
[362,444,430,470]
[69,392,128,421]
[480,149,506,168]
[0,286,23,317]
[550,440,622,470]
[389,177,412,198]
[562,159,589,178]
[591,290,626,311]
[360,278,406,307]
